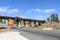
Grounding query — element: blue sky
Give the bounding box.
[0,0,60,20]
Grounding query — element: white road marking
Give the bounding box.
[0,31,29,40]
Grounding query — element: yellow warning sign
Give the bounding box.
[8,19,14,24]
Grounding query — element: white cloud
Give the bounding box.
[0,7,19,14]
[7,9,19,13]
[35,15,48,20]
[27,9,56,13]
[18,16,28,18]
[36,16,44,18]
[27,9,43,13]
[27,10,32,13]
[44,9,56,13]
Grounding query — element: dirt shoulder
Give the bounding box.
[0,29,12,33]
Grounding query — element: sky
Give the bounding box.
[0,0,60,20]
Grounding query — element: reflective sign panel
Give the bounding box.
[8,19,14,26]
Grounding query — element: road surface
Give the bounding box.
[20,31,60,40]
[0,28,60,40]
[18,28,60,40]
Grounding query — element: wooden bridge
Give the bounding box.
[0,16,45,28]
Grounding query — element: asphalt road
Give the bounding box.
[18,28,60,40]
[20,31,59,40]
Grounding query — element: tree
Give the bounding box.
[47,18,50,21]
[50,13,59,22]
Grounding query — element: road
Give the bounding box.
[18,28,60,40]
[20,31,60,40]
[0,28,60,40]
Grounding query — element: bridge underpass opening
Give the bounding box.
[0,19,8,28]
[0,19,45,29]
[0,16,46,29]
[17,20,43,28]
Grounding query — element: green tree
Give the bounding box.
[47,18,50,21]
[50,13,59,22]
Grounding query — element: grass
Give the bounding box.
[32,22,60,30]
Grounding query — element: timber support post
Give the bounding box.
[29,21,31,27]
[23,20,26,27]
[34,21,36,27]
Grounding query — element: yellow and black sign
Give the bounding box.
[8,19,14,26]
